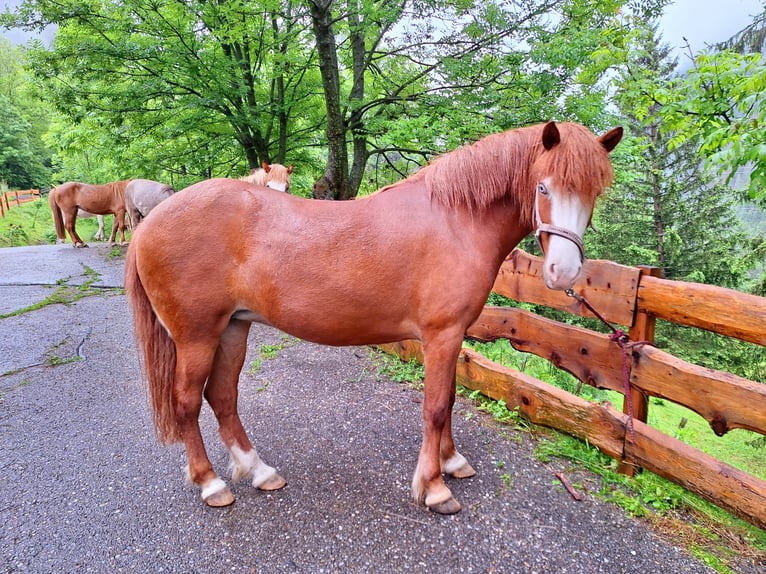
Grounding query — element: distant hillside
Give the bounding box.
[736,202,766,238]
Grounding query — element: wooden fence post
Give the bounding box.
[618,265,662,476]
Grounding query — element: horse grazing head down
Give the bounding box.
[240,161,294,193]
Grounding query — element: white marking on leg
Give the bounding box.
[442,452,469,475]
[201,477,228,500]
[229,444,277,487]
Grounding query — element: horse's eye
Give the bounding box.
[536,183,548,195]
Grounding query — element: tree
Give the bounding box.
[307,0,649,198]
[3,0,319,182]
[621,5,766,202]
[591,23,752,289]
[0,36,51,188]
[4,0,665,198]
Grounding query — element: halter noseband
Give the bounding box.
[533,184,585,261]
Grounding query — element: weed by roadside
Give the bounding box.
[0,265,121,319]
[246,336,298,390]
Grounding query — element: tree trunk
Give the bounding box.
[309,0,350,200]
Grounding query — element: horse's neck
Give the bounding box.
[461,197,532,267]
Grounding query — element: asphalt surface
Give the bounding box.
[0,244,728,573]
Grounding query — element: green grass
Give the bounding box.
[0,264,121,319]
[0,198,118,247]
[245,336,297,378]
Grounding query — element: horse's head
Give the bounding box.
[261,161,294,193]
[531,122,622,290]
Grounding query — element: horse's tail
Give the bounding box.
[125,244,181,444]
[48,188,66,241]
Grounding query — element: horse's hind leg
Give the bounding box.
[63,208,87,247]
[175,341,235,507]
[205,319,286,493]
[94,215,105,241]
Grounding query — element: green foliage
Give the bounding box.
[663,50,766,203]
[246,336,296,376]
[0,197,102,246]
[3,0,654,197]
[371,352,425,389]
[0,37,52,188]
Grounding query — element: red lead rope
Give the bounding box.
[565,289,650,442]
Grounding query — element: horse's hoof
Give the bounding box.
[428,496,462,515]
[258,473,286,491]
[75,243,88,248]
[203,487,236,507]
[449,462,476,479]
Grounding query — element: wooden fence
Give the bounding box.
[1,189,41,217]
[381,249,766,530]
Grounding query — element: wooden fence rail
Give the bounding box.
[0,189,41,217]
[381,249,766,530]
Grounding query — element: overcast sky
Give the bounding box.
[659,0,764,64]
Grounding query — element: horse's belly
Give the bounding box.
[241,302,415,347]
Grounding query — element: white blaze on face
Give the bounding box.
[267,181,288,192]
[540,179,591,290]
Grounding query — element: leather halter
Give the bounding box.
[533,185,585,261]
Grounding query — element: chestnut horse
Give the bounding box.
[239,161,294,192]
[126,121,622,513]
[124,179,175,229]
[49,180,132,247]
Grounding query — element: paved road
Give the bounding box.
[0,244,723,573]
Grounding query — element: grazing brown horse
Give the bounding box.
[49,180,132,247]
[124,179,175,229]
[240,161,293,192]
[126,122,622,513]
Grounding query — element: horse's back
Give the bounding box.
[51,180,129,214]
[133,177,492,346]
[126,179,174,214]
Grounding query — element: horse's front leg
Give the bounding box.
[205,319,286,494]
[175,343,235,507]
[413,329,465,514]
[440,386,476,480]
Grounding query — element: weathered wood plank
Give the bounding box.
[638,275,766,346]
[379,342,766,530]
[466,306,626,393]
[624,424,766,531]
[492,249,641,326]
[467,306,766,438]
[632,345,766,436]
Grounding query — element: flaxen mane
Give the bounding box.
[390,123,615,225]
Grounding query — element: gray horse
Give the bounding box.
[125,179,175,229]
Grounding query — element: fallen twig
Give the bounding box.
[554,471,583,501]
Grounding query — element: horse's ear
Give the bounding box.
[598,126,623,153]
[261,160,271,172]
[287,165,294,174]
[542,121,560,150]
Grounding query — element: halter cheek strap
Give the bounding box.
[533,188,585,262]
